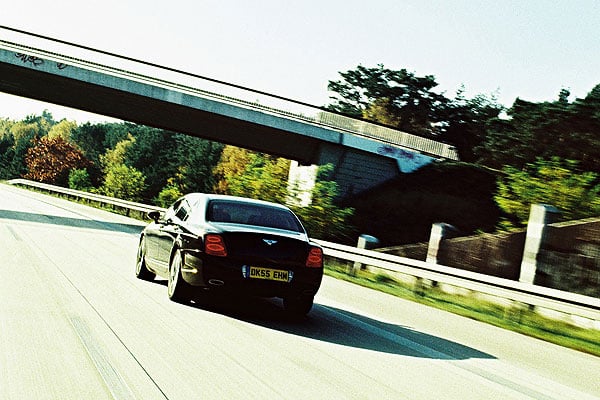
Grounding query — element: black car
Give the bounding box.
[135,193,324,316]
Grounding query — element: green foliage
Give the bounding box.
[478,86,600,171]
[120,126,223,201]
[327,64,448,136]
[68,168,93,191]
[442,89,504,162]
[156,185,183,208]
[290,164,355,242]
[99,134,147,201]
[170,134,224,194]
[7,121,40,178]
[213,150,355,242]
[100,133,134,170]
[326,65,504,161]
[47,120,77,142]
[102,164,146,202]
[213,145,254,194]
[226,153,290,204]
[495,158,600,227]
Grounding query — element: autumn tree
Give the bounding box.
[212,145,253,194]
[24,136,91,186]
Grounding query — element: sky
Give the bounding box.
[0,0,599,123]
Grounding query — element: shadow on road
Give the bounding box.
[0,209,145,234]
[180,292,496,361]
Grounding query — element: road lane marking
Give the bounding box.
[69,316,136,400]
[6,225,22,241]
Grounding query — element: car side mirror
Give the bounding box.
[147,210,162,223]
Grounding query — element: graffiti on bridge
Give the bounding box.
[15,53,67,70]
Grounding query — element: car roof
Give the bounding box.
[184,193,291,210]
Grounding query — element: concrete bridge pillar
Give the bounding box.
[288,141,438,202]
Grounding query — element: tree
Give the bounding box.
[478,86,600,171]
[123,126,177,199]
[327,64,449,136]
[290,164,355,242]
[99,134,147,201]
[171,134,223,193]
[47,120,77,142]
[7,121,39,178]
[226,153,290,204]
[102,164,146,201]
[214,149,355,242]
[24,136,91,186]
[68,168,93,191]
[442,89,504,162]
[155,183,183,208]
[0,119,16,179]
[495,158,600,228]
[212,145,253,194]
[23,110,55,135]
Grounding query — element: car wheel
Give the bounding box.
[168,249,191,303]
[283,295,314,318]
[135,237,155,281]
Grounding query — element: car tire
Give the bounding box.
[168,249,192,303]
[135,237,156,281]
[283,295,314,318]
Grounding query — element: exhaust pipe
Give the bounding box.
[208,279,225,286]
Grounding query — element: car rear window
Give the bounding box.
[206,200,304,233]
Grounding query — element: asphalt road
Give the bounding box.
[1,183,598,400]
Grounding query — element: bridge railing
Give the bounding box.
[6,179,599,326]
[0,26,458,160]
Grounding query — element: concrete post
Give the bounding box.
[348,234,380,275]
[519,204,560,284]
[426,223,457,264]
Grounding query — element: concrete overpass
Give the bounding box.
[0,26,458,198]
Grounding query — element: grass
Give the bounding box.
[325,260,600,357]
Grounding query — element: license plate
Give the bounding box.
[248,266,289,282]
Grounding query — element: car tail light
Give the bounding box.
[305,246,323,268]
[205,234,227,257]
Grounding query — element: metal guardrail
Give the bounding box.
[7,179,165,217]
[313,239,600,323]
[0,26,459,160]
[7,179,600,324]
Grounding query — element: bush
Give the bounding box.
[496,158,600,228]
[68,168,93,191]
[155,185,183,208]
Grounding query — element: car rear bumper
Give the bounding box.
[180,251,322,298]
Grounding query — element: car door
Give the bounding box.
[155,198,191,270]
[142,199,181,273]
